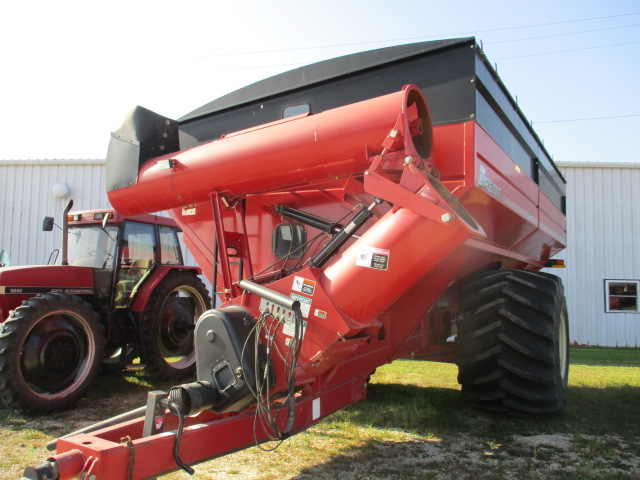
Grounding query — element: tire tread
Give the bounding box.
[456,269,569,417]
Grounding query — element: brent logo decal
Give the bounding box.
[478,164,502,198]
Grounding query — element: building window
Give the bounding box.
[605,280,639,312]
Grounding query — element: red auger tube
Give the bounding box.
[107,85,431,216]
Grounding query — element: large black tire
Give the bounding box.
[0,293,104,412]
[140,271,210,381]
[456,270,569,416]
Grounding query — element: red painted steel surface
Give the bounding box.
[68,210,179,228]
[52,378,366,479]
[160,120,566,292]
[108,85,431,217]
[0,265,95,319]
[39,84,568,479]
[126,265,200,312]
[322,198,474,324]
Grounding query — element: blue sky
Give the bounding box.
[1,0,638,164]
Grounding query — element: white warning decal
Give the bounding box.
[283,315,308,339]
[182,205,196,216]
[356,246,389,271]
[292,276,316,296]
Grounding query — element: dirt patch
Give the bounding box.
[512,433,572,450]
[155,430,640,480]
[5,415,640,480]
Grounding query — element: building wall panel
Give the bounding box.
[548,163,640,347]
[1,160,204,296]
[1,160,110,267]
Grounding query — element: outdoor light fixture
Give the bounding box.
[52,182,71,198]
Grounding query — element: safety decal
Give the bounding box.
[292,276,316,296]
[314,309,327,319]
[283,302,308,338]
[182,204,196,215]
[290,293,312,318]
[355,246,390,271]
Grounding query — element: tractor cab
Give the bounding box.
[44,205,185,314]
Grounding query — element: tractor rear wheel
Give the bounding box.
[456,270,569,416]
[0,293,104,412]
[140,271,210,380]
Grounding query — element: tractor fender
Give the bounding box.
[127,265,203,313]
[0,265,95,321]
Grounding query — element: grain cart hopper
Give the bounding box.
[24,38,568,480]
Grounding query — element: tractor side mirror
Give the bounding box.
[0,250,9,267]
[42,216,55,232]
[102,213,111,230]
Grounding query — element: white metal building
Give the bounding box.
[0,159,200,272]
[1,159,639,347]
[0,159,109,267]
[546,162,640,348]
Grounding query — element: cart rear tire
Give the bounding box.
[140,271,210,380]
[0,293,104,412]
[456,270,569,416]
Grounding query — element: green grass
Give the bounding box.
[2,347,640,480]
[570,346,640,367]
[333,347,640,438]
[294,347,640,480]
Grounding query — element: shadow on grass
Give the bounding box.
[5,373,637,439]
[3,375,639,479]
[290,431,640,480]
[289,381,640,480]
[291,437,449,480]
[331,381,640,439]
[0,367,185,438]
[563,384,640,435]
[88,367,181,398]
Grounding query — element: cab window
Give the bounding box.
[115,222,156,307]
[159,226,182,265]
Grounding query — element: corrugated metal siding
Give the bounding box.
[0,161,201,275]
[1,160,110,266]
[547,163,640,348]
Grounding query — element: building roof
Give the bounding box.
[556,161,640,169]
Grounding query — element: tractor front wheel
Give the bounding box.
[0,293,104,412]
[140,271,210,380]
[456,270,569,416]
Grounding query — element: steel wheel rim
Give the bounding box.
[157,285,207,369]
[558,310,568,383]
[20,310,96,399]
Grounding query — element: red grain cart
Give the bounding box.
[25,38,568,480]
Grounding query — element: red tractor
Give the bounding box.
[0,201,210,412]
[25,38,569,479]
